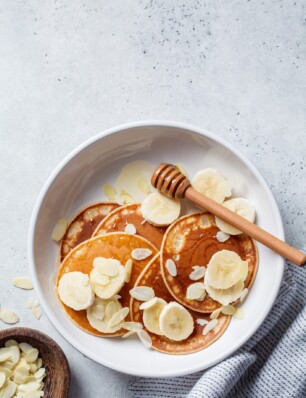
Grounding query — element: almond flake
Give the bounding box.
[122,321,143,331]
[137,330,152,348]
[32,307,42,320]
[0,372,5,388]
[109,307,129,327]
[165,259,177,277]
[5,340,18,348]
[137,178,151,195]
[0,347,12,362]
[240,288,249,303]
[131,248,152,261]
[203,319,218,335]
[18,381,41,391]
[24,391,44,398]
[19,343,33,354]
[233,307,244,320]
[34,368,45,380]
[12,277,33,290]
[189,266,206,281]
[210,308,222,319]
[122,330,137,339]
[221,305,236,316]
[0,381,17,397]
[186,282,206,301]
[10,346,20,364]
[25,349,39,363]
[103,183,117,201]
[26,298,35,309]
[129,286,155,301]
[99,262,119,277]
[216,231,230,242]
[0,309,19,324]
[125,223,136,235]
[92,304,105,320]
[139,297,158,310]
[196,318,209,326]
[124,259,133,283]
[32,300,40,308]
[105,301,117,319]
[51,218,68,241]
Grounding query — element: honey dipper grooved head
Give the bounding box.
[151,163,191,199]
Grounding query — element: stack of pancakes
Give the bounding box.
[56,201,258,355]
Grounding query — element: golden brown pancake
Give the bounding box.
[93,203,167,249]
[56,233,158,337]
[130,254,231,354]
[60,202,119,262]
[161,213,258,313]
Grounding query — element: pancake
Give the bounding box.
[130,254,231,354]
[56,232,158,337]
[161,213,258,313]
[60,202,119,262]
[93,203,167,249]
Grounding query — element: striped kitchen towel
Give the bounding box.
[129,262,306,398]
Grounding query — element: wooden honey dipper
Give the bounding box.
[151,163,306,267]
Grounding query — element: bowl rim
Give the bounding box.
[28,120,285,377]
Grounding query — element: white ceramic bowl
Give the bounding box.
[28,121,284,377]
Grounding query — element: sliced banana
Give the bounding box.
[90,257,125,299]
[86,297,123,333]
[192,168,231,204]
[142,298,167,336]
[205,280,244,306]
[215,198,256,235]
[58,272,94,311]
[159,302,194,341]
[141,191,181,226]
[205,250,248,289]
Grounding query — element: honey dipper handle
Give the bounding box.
[185,187,306,267]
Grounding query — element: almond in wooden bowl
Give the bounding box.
[0,327,70,398]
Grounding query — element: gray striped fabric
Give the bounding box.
[129,261,306,397]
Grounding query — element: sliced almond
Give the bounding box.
[203,319,218,335]
[137,330,152,348]
[210,308,222,319]
[4,339,18,348]
[131,248,152,261]
[26,298,35,309]
[109,307,129,327]
[36,359,42,369]
[92,304,105,320]
[165,259,177,277]
[139,297,158,310]
[0,372,6,388]
[196,318,209,326]
[34,368,45,380]
[122,330,137,338]
[105,301,117,319]
[32,308,42,320]
[29,363,37,374]
[32,300,40,309]
[25,349,39,363]
[124,259,133,283]
[125,223,136,235]
[0,309,19,324]
[13,367,29,384]
[17,381,41,391]
[240,288,249,303]
[0,381,17,397]
[189,266,206,281]
[216,231,230,242]
[221,305,236,315]
[129,286,155,301]
[19,343,33,354]
[9,346,20,364]
[51,218,68,241]
[0,347,12,362]
[24,391,45,398]
[233,307,244,320]
[186,282,206,301]
[100,262,119,277]
[12,277,33,290]
[103,183,117,201]
[121,321,143,331]
[137,178,151,195]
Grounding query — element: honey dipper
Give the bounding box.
[151,163,306,266]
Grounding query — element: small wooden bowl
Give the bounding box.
[0,327,70,398]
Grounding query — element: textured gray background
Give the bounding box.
[0,1,305,397]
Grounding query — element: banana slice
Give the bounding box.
[58,272,94,311]
[90,257,125,299]
[87,297,123,333]
[159,302,194,341]
[192,168,231,203]
[215,198,256,235]
[205,250,248,289]
[205,280,244,306]
[142,298,167,335]
[141,192,181,226]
